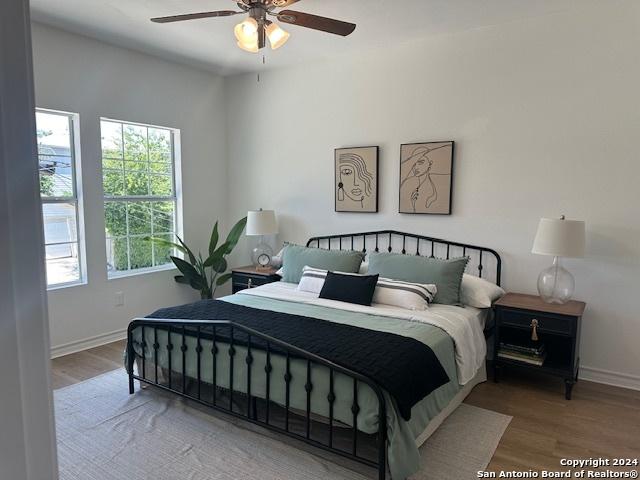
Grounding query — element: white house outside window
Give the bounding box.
[36,109,86,288]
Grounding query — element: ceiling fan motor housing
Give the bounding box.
[247,6,268,48]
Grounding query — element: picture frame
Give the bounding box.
[335,146,379,213]
[399,141,454,215]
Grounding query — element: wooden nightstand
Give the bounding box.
[231,265,281,294]
[493,293,586,400]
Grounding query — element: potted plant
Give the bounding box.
[145,217,247,299]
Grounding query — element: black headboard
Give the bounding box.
[306,230,502,286]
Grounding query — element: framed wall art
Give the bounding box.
[335,146,378,213]
[399,141,454,215]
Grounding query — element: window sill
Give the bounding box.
[47,279,88,292]
[107,263,177,280]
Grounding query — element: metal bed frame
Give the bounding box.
[126,230,502,480]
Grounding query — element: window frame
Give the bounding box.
[100,117,183,279]
[36,108,87,290]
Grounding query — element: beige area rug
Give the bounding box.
[55,370,511,480]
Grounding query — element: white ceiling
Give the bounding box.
[31,0,581,76]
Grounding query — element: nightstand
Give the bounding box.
[493,293,586,400]
[231,265,281,294]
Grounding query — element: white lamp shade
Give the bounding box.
[532,217,585,258]
[246,210,278,236]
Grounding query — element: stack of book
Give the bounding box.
[498,342,546,366]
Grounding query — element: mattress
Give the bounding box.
[130,282,487,479]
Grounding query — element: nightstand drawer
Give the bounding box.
[500,309,573,336]
[233,274,274,288]
[231,267,281,294]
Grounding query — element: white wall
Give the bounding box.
[225,3,640,388]
[1,2,58,478]
[32,23,229,354]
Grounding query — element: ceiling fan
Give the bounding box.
[151,1,357,53]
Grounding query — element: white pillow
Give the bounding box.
[373,277,436,311]
[460,274,505,308]
[271,247,285,268]
[297,266,437,310]
[297,266,327,294]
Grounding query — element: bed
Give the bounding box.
[126,230,502,479]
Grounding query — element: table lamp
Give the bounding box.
[246,209,278,270]
[531,215,585,304]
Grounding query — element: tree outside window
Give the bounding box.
[101,120,180,276]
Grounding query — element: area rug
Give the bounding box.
[55,370,511,480]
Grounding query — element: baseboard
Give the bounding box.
[580,365,640,391]
[50,329,127,359]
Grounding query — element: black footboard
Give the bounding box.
[126,318,388,480]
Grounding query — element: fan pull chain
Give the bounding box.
[257,55,266,83]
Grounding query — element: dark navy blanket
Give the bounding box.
[148,299,449,421]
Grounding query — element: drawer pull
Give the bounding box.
[248,278,253,289]
[530,318,539,341]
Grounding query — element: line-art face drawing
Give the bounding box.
[337,153,373,209]
[400,144,448,213]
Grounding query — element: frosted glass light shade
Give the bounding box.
[265,22,290,50]
[236,40,259,53]
[246,210,278,236]
[234,18,259,53]
[532,217,585,258]
[234,18,258,41]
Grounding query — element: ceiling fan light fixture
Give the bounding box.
[234,17,259,53]
[150,5,358,54]
[265,21,290,50]
[236,38,259,53]
[234,17,258,42]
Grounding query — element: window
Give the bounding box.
[36,109,85,288]
[101,119,181,277]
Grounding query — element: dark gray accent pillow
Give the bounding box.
[367,252,469,305]
[319,272,379,306]
[281,245,365,284]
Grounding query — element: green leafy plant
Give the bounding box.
[145,217,247,299]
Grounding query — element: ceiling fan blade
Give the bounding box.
[151,10,240,24]
[271,0,301,7]
[276,10,356,36]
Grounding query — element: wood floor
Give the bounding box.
[52,340,640,474]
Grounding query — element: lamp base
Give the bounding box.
[537,256,575,304]
[251,239,274,269]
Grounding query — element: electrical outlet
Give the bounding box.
[115,291,124,307]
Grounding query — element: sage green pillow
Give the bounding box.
[281,245,365,284]
[367,252,469,305]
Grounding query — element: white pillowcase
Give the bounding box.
[460,274,505,308]
[374,277,437,310]
[296,266,327,294]
[271,247,285,268]
[297,266,437,311]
